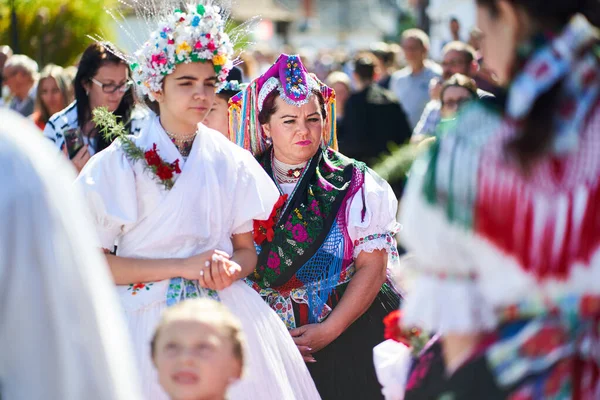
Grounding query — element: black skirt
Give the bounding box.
[300,284,400,400]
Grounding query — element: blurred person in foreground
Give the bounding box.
[151,299,246,400]
[31,64,73,130]
[390,29,442,129]
[341,55,412,170]
[0,109,141,399]
[43,43,146,173]
[377,1,600,399]
[2,54,38,117]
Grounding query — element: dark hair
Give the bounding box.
[75,43,135,153]
[216,91,237,103]
[353,56,376,82]
[476,0,600,167]
[258,88,327,126]
[440,73,478,105]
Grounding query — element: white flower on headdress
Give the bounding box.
[130,3,234,101]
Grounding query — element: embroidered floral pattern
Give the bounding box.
[255,148,357,287]
[354,232,400,261]
[253,194,288,245]
[166,278,219,306]
[128,282,154,295]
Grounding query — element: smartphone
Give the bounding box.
[63,127,84,159]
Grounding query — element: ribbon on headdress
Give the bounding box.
[228,54,338,155]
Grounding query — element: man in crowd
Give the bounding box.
[2,54,38,117]
[413,41,496,139]
[390,29,442,129]
[340,55,411,196]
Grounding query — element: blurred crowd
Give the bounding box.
[0,18,499,185]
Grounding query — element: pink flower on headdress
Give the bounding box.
[151,53,167,66]
[207,41,216,51]
[168,39,175,45]
[194,41,202,50]
[205,33,211,39]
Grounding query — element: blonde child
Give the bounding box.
[152,299,246,400]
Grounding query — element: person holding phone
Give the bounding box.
[43,43,148,172]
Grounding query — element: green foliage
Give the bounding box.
[0,0,116,66]
[372,142,421,184]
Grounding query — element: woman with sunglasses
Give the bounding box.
[43,43,147,172]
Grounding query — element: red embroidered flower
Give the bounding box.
[253,194,288,245]
[207,41,216,51]
[133,283,145,290]
[144,144,162,167]
[171,159,182,174]
[156,164,174,180]
[254,218,276,245]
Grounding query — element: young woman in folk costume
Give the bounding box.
[229,54,402,399]
[377,2,600,399]
[76,4,320,400]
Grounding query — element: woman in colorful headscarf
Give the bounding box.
[75,4,320,400]
[230,54,402,399]
[378,2,600,399]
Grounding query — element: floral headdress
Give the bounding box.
[131,4,233,100]
[94,1,240,101]
[228,54,338,155]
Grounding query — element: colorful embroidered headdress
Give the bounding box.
[229,54,338,155]
[94,1,240,101]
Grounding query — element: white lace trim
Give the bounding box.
[353,237,391,258]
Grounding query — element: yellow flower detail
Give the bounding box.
[212,54,227,66]
[176,42,192,55]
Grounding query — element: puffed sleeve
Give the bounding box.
[230,150,280,235]
[347,169,401,263]
[74,141,138,249]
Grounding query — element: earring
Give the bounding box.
[263,135,272,146]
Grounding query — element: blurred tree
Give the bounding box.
[0,0,116,67]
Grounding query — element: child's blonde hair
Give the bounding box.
[151,299,246,369]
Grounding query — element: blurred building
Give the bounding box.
[277,0,402,52]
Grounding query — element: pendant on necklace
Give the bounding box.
[287,168,303,178]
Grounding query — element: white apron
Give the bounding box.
[77,115,321,400]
